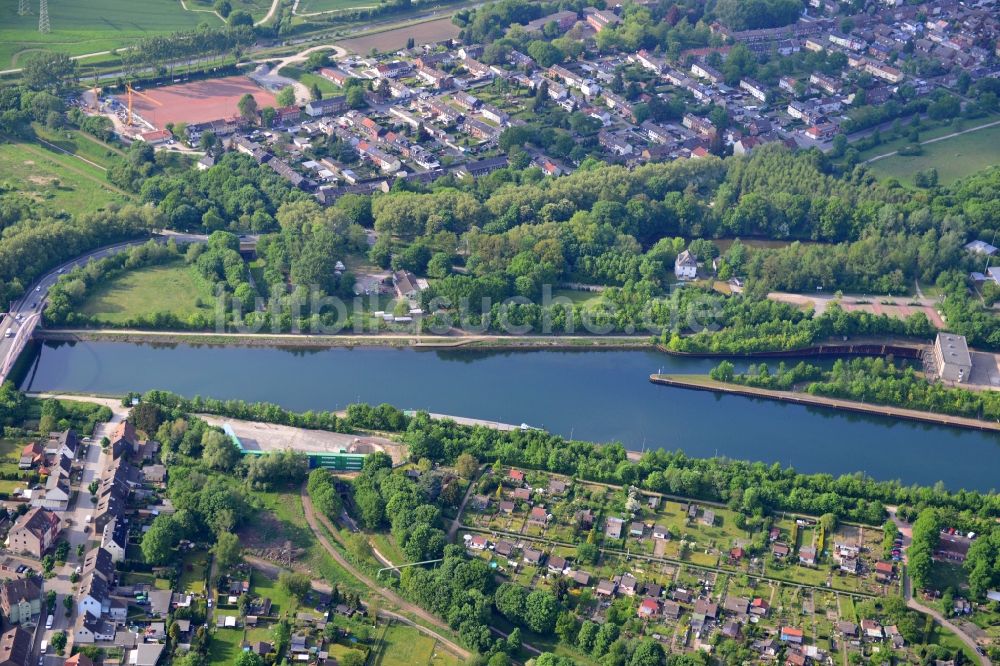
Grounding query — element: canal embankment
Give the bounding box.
[650,374,1000,433]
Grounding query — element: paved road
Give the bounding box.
[0,233,209,384]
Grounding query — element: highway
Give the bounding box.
[0,232,209,384]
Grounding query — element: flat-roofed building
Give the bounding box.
[933,333,972,383]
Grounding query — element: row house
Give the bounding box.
[585,8,620,32]
[462,118,499,141]
[548,64,582,87]
[599,130,633,156]
[357,141,402,173]
[453,91,480,111]
[9,508,61,558]
[375,60,411,78]
[690,62,723,84]
[508,49,535,69]
[304,95,348,118]
[522,9,578,34]
[779,75,798,93]
[739,78,768,102]
[602,91,634,118]
[481,104,509,126]
[463,58,492,78]
[809,72,841,94]
[865,60,905,83]
[424,98,460,124]
[641,120,673,145]
[417,67,453,90]
[389,105,422,129]
[682,113,716,136]
[634,49,665,75]
[829,32,867,51]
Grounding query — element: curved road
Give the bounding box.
[0,232,209,383]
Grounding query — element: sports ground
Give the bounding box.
[115,76,277,130]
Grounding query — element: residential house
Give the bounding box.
[861,619,883,640]
[662,601,681,619]
[498,501,515,514]
[127,643,164,666]
[701,509,715,526]
[547,479,566,495]
[740,78,768,102]
[102,518,128,563]
[0,628,31,666]
[74,612,115,644]
[147,589,172,618]
[619,574,638,596]
[751,598,770,616]
[652,525,669,540]
[772,542,791,558]
[694,598,718,619]
[46,430,78,459]
[304,96,348,118]
[512,487,531,502]
[77,574,109,619]
[572,570,590,586]
[723,596,749,615]
[31,473,71,511]
[780,627,804,643]
[8,507,61,557]
[690,63,723,84]
[799,546,817,565]
[837,621,858,637]
[547,555,567,574]
[0,578,41,625]
[523,548,544,566]
[605,517,624,539]
[629,522,644,538]
[638,597,659,618]
[18,443,43,470]
[65,654,95,666]
[674,250,697,280]
[596,580,617,597]
[528,507,549,526]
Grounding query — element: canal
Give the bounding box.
[19,340,1000,491]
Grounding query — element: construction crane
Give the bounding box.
[124,83,162,126]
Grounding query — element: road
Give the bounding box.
[298,484,471,659]
[0,232,209,384]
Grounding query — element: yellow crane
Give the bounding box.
[124,83,162,126]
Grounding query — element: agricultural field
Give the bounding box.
[0,0,213,69]
[77,259,216,325]
[338,17,460,54]
[866,122,1000,186]
[0,140,128,216]
[296,0,379,14]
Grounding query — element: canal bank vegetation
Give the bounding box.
[136,390,1000,525]
[709,357,1000,422]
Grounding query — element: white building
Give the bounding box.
[674,250,697,280]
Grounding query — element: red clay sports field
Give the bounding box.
[117,76,277,130]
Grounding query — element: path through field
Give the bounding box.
[864,119,1000,164]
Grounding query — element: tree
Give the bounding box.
[310,83,323,101]
[524,590,559,633]
[23,52,78,94]
[142,514,181,565]
[50,632,66,655]
[238,93,259,123]
[202,429,240,470]
[629,639,665,666]
[235,652,263,666]
[278,571,312,600]
[228,10,253,26]
[46,590,56,612]
[455,453,478,479]
[213,532,243,570]
[214,0,232,17]
[406,37,415,49]
[62,595,73,615]
[276,87,296,108]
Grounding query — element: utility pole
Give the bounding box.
[38,0,50,34]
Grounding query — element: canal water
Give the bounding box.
[19,340,1000,491]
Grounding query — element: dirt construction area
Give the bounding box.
[199,414,405,464]
[115,76,277,130]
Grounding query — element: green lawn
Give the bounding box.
[372,622,460,666]
[188,0,275,21]
[32,125,124,169]
[278,64,343,96]
[207,627,244,666]
[0,0,216,68]
[0,140,127,217]
[250,569,297,617]
[551,289,605,307]
[295,0,379,14]
[179,551,209,594]
[78,259,216,324]
[867,122,1000,186]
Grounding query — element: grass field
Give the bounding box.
[296,0,378,14]
[338,17,460,53]
[0,0,216,69]
[207,626,244,666]
[78,260,215,324]
[188,0,274,21]
[866,122,1000,186]
[32,125,124,169]
[0,140,127,216]
[372,622,460,666]
[278,65,343,96]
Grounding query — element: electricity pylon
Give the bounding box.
[38,0,50,34]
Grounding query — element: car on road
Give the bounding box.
[15,565,24,574]
[30,302,36,308]
[35,286,40,292]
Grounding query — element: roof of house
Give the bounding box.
[83,547,115,582]
[0,577,41,613]
[676,249,697,267]
[112,420,137,445]
[0,627,31,666]
[65,653,95,666]
[129,643,164,666]
[12,507,60,540]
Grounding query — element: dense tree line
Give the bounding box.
[908,508,941,591]
[140,390,1000,524]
